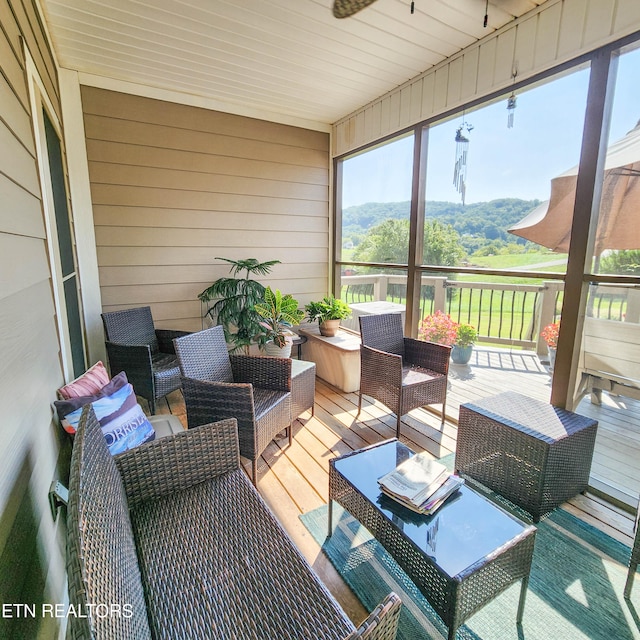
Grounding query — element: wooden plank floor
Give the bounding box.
[160,376,637,626]
[448,346,640,508]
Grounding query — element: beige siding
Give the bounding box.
[333,0,640,155]
[81,86,330,332]
[0,0,68,637]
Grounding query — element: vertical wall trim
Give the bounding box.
[58,68,105,365]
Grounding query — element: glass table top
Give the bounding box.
[332,439,534,578]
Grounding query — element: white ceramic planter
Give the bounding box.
[264,340,292,358]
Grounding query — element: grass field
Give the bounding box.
[340,251,567,344]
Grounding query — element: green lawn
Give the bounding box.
[339,251,568,343]
[468,252,566,270]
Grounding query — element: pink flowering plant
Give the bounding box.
[541,321,560,349]
[418,311,459,346]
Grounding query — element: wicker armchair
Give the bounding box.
[101,306,189,414]
[624,504,640,598]
[174,325,292,484]
[357,313,451,438]
[67,405,402,639]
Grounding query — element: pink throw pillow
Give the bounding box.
[58,361,110,399]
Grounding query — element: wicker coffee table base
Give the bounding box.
[329,443,536,640]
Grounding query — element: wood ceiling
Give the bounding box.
[41,0,548,129]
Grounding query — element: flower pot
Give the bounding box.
[319,319,341,337]
[548,346,556,371]
[264,340,292,358]
[451,345,473,365]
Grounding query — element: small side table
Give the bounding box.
[291,359,315,420]
[456,391,598,521]
[291,333,307,359]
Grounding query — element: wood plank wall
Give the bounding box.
[0,1,69,636]
[81,87,330,332]
[333,0,640,156]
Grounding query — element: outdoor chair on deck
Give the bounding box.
[173,326,292,484]
[357,313,451,438]
[101,306,189,414]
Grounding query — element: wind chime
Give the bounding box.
[506,66,518,129]
[453,120,473,205]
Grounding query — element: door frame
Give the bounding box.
[24,45,86,381]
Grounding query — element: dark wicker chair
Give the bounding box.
[624,504,640,598]
[66,405,402,640]
[357,313,451,438]
[101,306,190,415]
[174,325,292,484]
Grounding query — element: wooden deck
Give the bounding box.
[447,346,640,509]
[160,365,637,625]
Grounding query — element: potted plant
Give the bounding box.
[198,257,279,353]
[418,311,458,346]
[451,323,477,364]
[541,321,560,370]
[305,296,351,337]
[254,287,305,358]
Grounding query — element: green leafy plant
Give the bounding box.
[304,296,351,323]
[198,257,280,353]
[455,323,477,347]
[254,287,305,348]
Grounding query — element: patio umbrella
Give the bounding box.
[508,120,640,255]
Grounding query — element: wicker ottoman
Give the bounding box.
[291,359,316,420]
[455,391,598,521]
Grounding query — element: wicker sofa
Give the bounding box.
[66,406,401,639]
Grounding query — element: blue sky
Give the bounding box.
[342,47,639,208]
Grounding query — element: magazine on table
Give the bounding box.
[377,451,464,515]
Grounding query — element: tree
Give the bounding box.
[423,219,465,266]
[599,250,640,275]
[352,219,411,264]
[352,218,464,267]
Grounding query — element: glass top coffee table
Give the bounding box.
[328,439,536,640]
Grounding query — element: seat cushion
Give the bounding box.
[401,365,443,387]
[148,414,184,438]
[400,365,447,415]
[130,470,354,640]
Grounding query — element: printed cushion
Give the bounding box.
[55,372,155,455]
[58,361,110,399]
[55,372,128,433]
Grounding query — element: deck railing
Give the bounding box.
[341,274,638,354]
